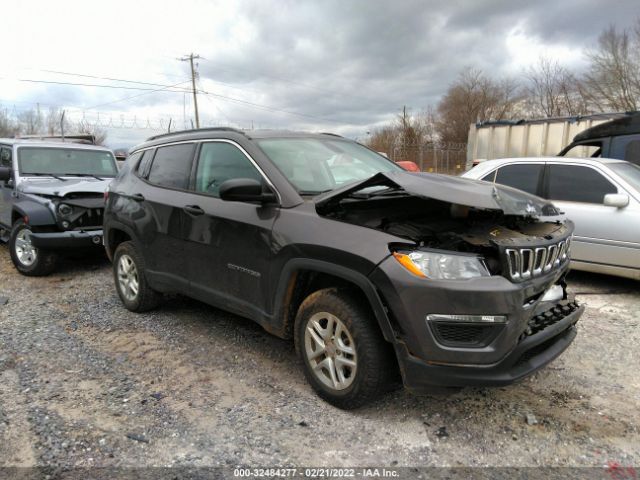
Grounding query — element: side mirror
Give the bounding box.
[396,161,420,172]
[603,193,629,208]
[219,178,277,204]
[0,167,11,182]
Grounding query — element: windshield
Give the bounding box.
[257,138,403,194]
[18,147,118,177]
[609,162,640,192]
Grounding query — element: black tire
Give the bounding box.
[9,220,57,276]
[113,241,161,312]
[294,288,397,409]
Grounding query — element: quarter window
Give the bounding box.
[494,164,543,195]
[194,142,263,197]
[547,165,617,203]
[147,144,195,190]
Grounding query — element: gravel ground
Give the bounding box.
[0,245,638,473]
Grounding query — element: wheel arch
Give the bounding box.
[104,221,138,261]
[12,200,56,227]
[271,259,398,344]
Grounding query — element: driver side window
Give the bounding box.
[194,142,263,197]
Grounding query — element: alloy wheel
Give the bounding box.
[304,311,357,391]
[117,254,139,302]
[15,229,37,266]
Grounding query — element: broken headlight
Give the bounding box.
[393,250,490,280]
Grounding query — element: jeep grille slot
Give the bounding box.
[505,238,570,281]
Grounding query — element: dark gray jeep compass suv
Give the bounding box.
[103,128,583,408]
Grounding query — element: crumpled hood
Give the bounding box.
[315,171,559,217]
[18,178,110,197]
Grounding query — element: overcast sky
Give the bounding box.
[2,0,638,147]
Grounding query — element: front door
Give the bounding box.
[180,140,277,318]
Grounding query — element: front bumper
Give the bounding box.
[30,230,103,249]
[396,304,582,390]
[370,254,584,390]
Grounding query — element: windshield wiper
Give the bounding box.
[26,173,67,181]
[298,189,333,195]
[64,173,105,180]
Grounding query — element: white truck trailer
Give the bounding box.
[466,113,628,169]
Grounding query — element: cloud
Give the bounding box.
[2,0,638,144]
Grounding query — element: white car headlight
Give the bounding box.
[393,250,490,280]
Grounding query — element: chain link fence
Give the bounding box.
[388,142,468,175]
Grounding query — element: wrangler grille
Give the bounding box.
[505,237,571,281]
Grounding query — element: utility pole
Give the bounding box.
[180,53,201,128]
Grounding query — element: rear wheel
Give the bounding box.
[113,241,161,312]
[9,220,57,276]
[294,288,396,409]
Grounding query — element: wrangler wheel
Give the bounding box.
[9,220,57,276]
[295,288,396,409]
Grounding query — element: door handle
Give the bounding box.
[183,205,204,216]
[130,193,145,202]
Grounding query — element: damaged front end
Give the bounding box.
[315,171,572,283]
[316,171,582,389]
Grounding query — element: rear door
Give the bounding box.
[135,142,197,291]
[179,140,277,318]
[542,162,640,269]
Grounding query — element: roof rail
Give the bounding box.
[146,127,247,141]
[15,134,96,144]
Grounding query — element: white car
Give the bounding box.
[463,157,640,280]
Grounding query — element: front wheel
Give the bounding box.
[294,288,397,409]
[9,220,57,276]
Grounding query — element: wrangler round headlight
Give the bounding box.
[58,203,73,216]
[393,250,490,280]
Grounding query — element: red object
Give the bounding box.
[396,161,420,172]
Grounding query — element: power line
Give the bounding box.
[197,88,340,123]
[84,81,192,110]
[38,69,191,89]
[10,78,191,93]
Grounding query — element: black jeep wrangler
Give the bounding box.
[104,128,583,408]
[0,139,118,275]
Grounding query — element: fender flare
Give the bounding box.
[12,200,56,226]
[103,220,141,259]
[272,258,396,343]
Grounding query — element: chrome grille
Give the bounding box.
[505,237,571,281]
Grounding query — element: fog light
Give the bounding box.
[62,221,70,229]
[426,314,508,323]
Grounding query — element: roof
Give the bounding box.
[0,138,112,151]
[135,127,346,151]
[572,113,640,142]
[475,112,630,128]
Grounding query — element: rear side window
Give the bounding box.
[547,164,617,203]
[147,144,195,190]
[494,164,543,195]
[194,142,262,197]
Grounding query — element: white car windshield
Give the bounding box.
[257,138,403,194]
[18,147,118,177]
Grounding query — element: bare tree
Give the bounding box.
[436,68,522,143]
[525,56,589,117]
[0,107,18,137]
[76,121,108,145]
[581,20,640,112]
[17,108,44,135]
